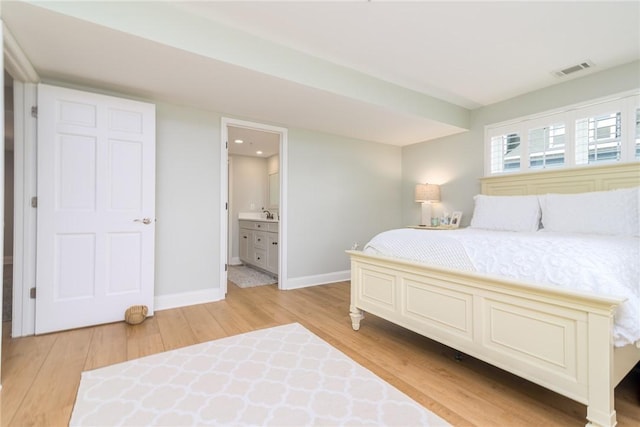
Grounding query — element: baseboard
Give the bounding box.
[154,287,224,312]
[283,270,350,290]
[151,270,349,308]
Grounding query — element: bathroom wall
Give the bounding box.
[229,154,268,263]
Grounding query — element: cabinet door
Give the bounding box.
[239,229,252,263]
[254,231,267,250]
[267,233,278,274]
[253,248,267,268]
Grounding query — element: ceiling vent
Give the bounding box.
[553,61,595,78]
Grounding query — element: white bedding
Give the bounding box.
[363,228,640,347]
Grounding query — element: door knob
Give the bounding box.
[134,218,152,225]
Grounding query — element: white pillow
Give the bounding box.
[540,187,640,236]
[469,194,541,232]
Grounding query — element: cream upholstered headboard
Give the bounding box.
[480,162,640,196]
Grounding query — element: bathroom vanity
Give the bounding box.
[239,219,278,276]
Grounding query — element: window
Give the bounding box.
[529,123,565,169]
[485,92,639,175]
[576,112,621,165]
[490,132,521,173]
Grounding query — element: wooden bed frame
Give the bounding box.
[347,162,640,427]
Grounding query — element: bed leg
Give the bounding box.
[584,398,617,426]
[585,313,617,427]
[349,306,364,331]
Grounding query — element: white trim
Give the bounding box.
[3,25,39,83]
[220,122,229,296]
[154,288,224,311]
[220,118,289,293]
[623,96,639,163]
[0,20,4,385]
[11,82,37,338]
[278,128,289,291]
[285,270,351,290]
[227,156,234,267]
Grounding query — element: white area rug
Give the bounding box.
[228,265,277,288]
[70,323,450,426]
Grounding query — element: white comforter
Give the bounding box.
[364,228,640,347]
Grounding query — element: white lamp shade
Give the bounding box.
[415,183,441,203]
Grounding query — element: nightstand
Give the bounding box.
[408,225,458,230]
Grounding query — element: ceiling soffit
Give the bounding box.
[1,1,470,145]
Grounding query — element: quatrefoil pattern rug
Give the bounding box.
[70,323,449,426]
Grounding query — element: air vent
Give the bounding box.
[553,61,594,78]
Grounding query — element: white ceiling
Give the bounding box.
[3,1,639,148]
[228,126,280,158]
[178,1,640,109]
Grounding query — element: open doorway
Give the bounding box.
[220,118,288,295]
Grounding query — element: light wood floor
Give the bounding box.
[1,281,639,426]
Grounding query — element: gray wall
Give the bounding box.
[151,102,403,295]
[402,60,640,227]
[287,128,402,277]
[38,81,404,299]
[155,102,221,296]
[46,60,638,300]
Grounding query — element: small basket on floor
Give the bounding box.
[125,305,148,325]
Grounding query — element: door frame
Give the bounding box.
[4,22,40,337]
[10,81,37,337]
[220,118,288,293]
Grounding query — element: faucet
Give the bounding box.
[262,209,274,220]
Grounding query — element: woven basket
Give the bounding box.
[124,305,148,325]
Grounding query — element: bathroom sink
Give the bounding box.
[238,212,278,222]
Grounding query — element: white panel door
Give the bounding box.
[36,84,155,334]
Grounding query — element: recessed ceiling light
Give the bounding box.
[256,151,263,155]
[234,139,243,144]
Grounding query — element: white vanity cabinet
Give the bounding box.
[266,233,278,274]
[239,220,278,276]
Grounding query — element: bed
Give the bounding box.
[346,162,640,427]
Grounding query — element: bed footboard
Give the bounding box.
[347,250,638,427]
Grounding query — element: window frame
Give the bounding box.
[624,96,640,163]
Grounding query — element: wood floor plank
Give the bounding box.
[1,280,638,427]
[179,303,227,343]
[224,286,285,329]
[126,315,164,360]
[84,322,127,371]
[7,328,93,427]
[202,298,255,336]
[0,333,58,426]
[154,307,198,351]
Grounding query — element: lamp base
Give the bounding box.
[420,202,433,226]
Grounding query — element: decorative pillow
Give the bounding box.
[469,194,541,232]
[540,187,640,236]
